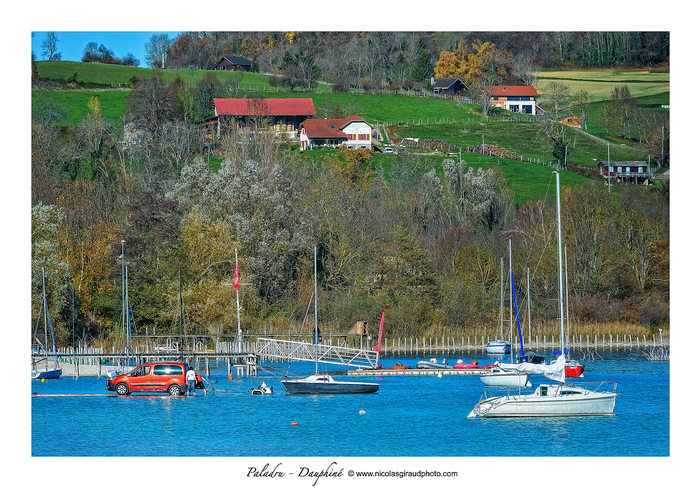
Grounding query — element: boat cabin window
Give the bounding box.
[540,386,548,396]
[129,365,151,377]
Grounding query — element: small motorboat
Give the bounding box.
[565,359,585,377]
[388,362,412,370]
[251,381,274,395]
[454,360,494,370]
[416,358,452,369]
[486,340,511,355]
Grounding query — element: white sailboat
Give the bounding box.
[106,259,135,379]
[481,239,530,387]
[281,247,379,395]
[469,172,617,418]
[486,258,512,355]
[32,267,62,380]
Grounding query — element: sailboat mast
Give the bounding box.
[235,249,242,354]
[126,266,133,358]
[499,257,504,340]
[555,172,566,368]
[314,246,318,375]
[509,239,513,364]
[121,240,125,352]
[42,267,48,354]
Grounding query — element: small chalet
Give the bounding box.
[597,161,653,185]
[557,114,582,128]
[299,116,373,150]
[212,56,252,72]
[213,98,316,137]
[490,85,542,114]
[432,78,467,97]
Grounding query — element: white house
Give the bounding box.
[299,116,373,150]
[489,86,543,115]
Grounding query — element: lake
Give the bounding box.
[32,348,668,456]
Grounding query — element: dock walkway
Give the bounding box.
[348,368,488,376]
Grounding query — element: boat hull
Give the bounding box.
[281,375,379,395]
[32,368,62,380]
[486,341,511,355]
[469,384,617,418]
[416,361,452,369]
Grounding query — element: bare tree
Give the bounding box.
[41,32,61,61]
[145,34,171,68]
[512,52,539,86]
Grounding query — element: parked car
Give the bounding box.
[106,362,188,396]
[383,147,394,154]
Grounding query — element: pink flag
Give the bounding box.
[233,260,240,291]
[375,312,384,353]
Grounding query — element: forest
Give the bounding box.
[31,31,670,350]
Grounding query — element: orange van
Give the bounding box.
[106,362,188,396]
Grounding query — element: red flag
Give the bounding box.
[233,260,240,291]
[375,312,384,353]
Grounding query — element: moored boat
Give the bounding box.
[416,358,452,369]
[486,340,511,355]
[469,172,617,418]
[280,247,379,395]
[282,374,379,394]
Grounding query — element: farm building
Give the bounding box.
[490,85,543,114]
[213,98,316,137]
[212,56,252,72]
[557,114,582,128]
[299,116,373,150]
[597,161,653,185]
[432,78,467,97]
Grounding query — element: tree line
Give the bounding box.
[32,99,669,349]
[139,31,668,88]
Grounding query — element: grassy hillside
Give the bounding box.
[32,61,667,205]
[537,68,670,102]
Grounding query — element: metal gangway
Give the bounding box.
[256,338,379,369]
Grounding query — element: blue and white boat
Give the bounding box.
[486,340,511,355]
[32,268,61,380]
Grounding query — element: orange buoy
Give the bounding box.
[228,375,233,380]
[291,421,299,426]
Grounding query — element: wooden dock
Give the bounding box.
[347,368,489,376]
[31,352,259,378]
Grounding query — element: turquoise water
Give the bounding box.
[31,349,668,457]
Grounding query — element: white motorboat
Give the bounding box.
[251,381,274,395]
[486,340,511,355]
[469,172,618,418]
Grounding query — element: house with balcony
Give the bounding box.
[597,161,653,185]
[490,85,542,114]
[299,116,373,150]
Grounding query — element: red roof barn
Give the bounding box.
[213,98,316,136]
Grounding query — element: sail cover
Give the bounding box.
[497,353,566,383]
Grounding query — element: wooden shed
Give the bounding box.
[212,56,252,72]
